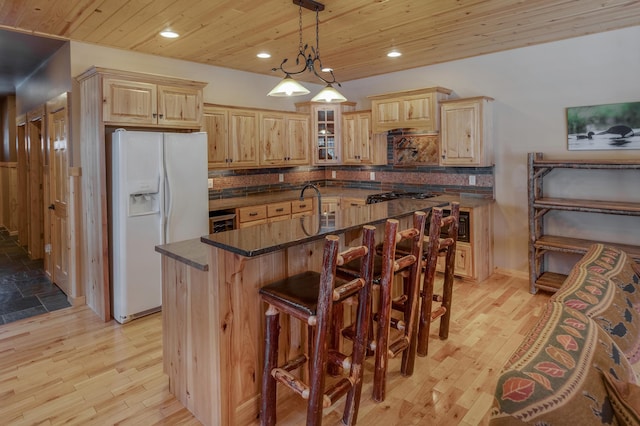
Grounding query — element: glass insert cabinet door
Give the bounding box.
[314,106,340,164]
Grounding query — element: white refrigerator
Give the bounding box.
[111,129,208,323]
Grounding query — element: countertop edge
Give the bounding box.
[155,239,209,271]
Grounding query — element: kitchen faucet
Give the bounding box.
[299,183,322,218]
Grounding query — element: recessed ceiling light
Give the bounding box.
[257,52,271,59]
[387,50,402,58]
[160,30,179,39]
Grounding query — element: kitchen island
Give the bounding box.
[156,198,447,426]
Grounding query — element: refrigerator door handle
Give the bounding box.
[164,165,172,243]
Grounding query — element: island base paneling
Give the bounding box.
[162,239,334,425]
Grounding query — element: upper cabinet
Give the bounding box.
[98,70,205,129]
[439,96,494,167]
[368,87,452,133]
[296,101,356,165]
[342,111,386,165]
[259,112,310,166]
[204,105,259,168]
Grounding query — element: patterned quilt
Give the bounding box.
[490,244,640,425]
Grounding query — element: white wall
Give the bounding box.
[346,26,640,273]
[71,26,640,273]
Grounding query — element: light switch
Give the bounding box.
[370,172,376,180]
[208,178,214,189]
[469,175,476,186]
[278,174,284,182]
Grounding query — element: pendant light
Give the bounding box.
[267,0,347,103]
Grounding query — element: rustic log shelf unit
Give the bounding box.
[528,152,640,294]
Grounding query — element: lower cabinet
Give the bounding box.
[437,242,472,278]
[434,204,493,282]
[237,200,313,228]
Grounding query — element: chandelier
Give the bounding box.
[267,0,347,103]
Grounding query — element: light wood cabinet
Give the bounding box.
[340,197,366,208]
[237,200,313,228]
[103,77,203,128]
[440,96,493,166]
[204,106,259,168]
[296,101,356,165]
[291,199,314,218]
[431,204,493,282]
[321,197,340,214]
[76,66,207,321]
[259,112,309,166]
[342,111,386,165]
[437,241,472,278]
[229,109,260,168]
[368,87,451,133]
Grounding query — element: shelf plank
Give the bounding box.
[534,235,640,261]
[535,271,567,293]
[533,197,640,215]
[533,159,640,169]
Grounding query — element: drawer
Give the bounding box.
[291,200,313,214]
[267,202,292,217]
[237,205,267,223]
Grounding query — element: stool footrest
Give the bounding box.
[431,306,446,322]
[333,278,365,301]
[324,377,354,408]
[272,368,309,400]
[341,324,357,343]
[279,354,308,372]
[389,316,405,332]
[388,337,410,358]
[391,294,408,310]
[328,349,351,371]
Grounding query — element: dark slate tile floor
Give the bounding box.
[0,228,71,325]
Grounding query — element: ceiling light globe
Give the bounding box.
[311,84,347,103]
[267,75,310,97]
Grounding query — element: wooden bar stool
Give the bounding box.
[336,211,427,402]
[372,211,426,402]
[259,226,376,426]
[416,203,459,357]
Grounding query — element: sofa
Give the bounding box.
[490,244,640,425]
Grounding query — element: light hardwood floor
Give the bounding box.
[0,271,551,425]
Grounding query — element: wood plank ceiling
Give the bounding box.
[1,0,639,83]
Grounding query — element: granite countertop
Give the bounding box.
[155,238,209,271]
[159,191,494,268]
[202,198,447,257]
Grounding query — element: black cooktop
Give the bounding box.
[366,191,438,204]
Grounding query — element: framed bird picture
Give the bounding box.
[567,101,640,150]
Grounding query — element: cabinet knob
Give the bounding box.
[152,113,157,118]
[159,114,164,119]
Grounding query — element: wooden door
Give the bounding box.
[26,110,44,260]
[102,78,157,125]
[203,107,229,167]
[229,110,259,168]
[259,113,286,165]
[158,85,202,128]
[356,112,372,163]
[342,113,357,163]
[285,115,309,165]
[16,118,28,246]
[48,95,70,295]
[440,101,479,165]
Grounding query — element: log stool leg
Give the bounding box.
[261,305,280,426]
